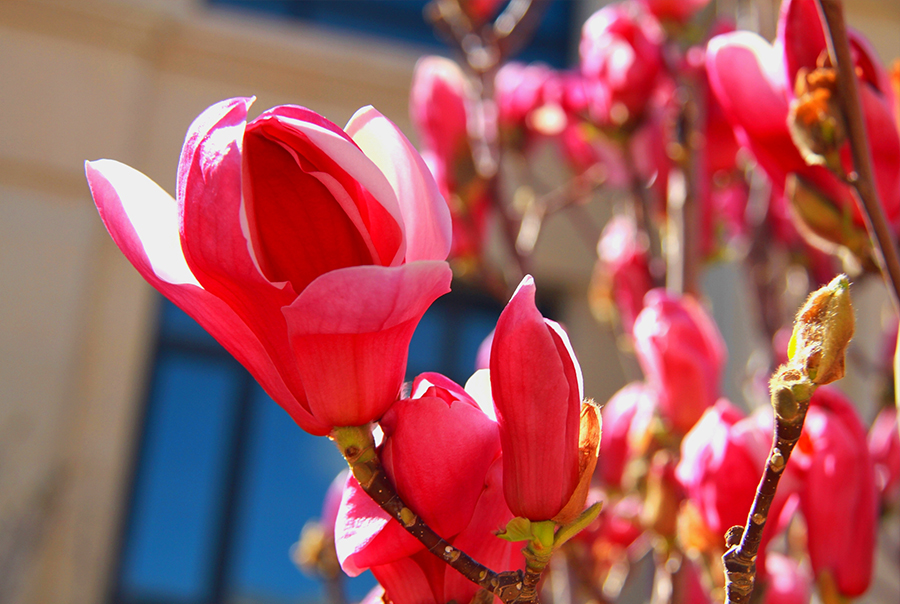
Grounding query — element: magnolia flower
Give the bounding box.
[637,0,711,24]
[410,56,489,261]
[633,290,726,434]
[706,0,900,230]
[580,3,665,127]
[790,388,877,596]
[869,406,900,507]
[86,98,452,435]
[677,401,797,571]
[490,276,600,522]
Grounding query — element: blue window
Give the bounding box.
[209,0,577,67]
[113,288,504,604]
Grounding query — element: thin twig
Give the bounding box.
[815,0,900,309]
[722,386,809,604]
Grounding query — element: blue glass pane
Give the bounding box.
[158,299,221,350]
[407,304,446,379]
[226,386,374,603]
[209,0,574,66]
[454,310,499,380]
[119,352,243,602]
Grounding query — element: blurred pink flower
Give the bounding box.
[706,0,900,228]
[677,401,796,570]
[596,214,653,333]
[637,0,711,24]
[410,56,490,262]
[790,387,878,597]
[598,381,657,489]
[580,2,665,127]
[763,553,812,604]
[869,406,900,507]
[86,98,452,434]
[633,290,726,434]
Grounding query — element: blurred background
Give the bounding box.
[1,1,899,603]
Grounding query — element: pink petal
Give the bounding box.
[242,122,380,290]
[491,276,581,520]
[371,553,443,604]
[442,459,523,604]
[334,473,422,576]
[283,261,451,427]
[176,97,310,407]
[706,32,803,187]
[250,112,404,268]
[346,106,453,263]
[85,159,329,435]
[379,391,501,539]
[777,0,827,82]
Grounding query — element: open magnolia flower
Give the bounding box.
[86,98,452,435]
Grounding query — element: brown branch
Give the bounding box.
[815,0,900,309]
[330,426,529,604]
[722,383,810,604]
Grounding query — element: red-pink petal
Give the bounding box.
[490,276,582,520]
[248,112,404,268]
[283,262,451,427]
[85,159,329,435]
[706,32,803,187]
[379,391,501,539]
[442,459,523,604]
[176,97,310,407]
[334,473,422,576]
[347,106,453,263]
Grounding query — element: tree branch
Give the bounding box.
[815,0,900,309]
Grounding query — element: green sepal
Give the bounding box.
[496,517,533,543]
[553,502,603,550]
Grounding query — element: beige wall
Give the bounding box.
[0,1,428,602]
[1,1,899,603]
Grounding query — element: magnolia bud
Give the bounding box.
[786,274,854,385]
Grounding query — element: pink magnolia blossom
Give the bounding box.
[410,56,488,260]
[597,381,657,489]
[869,406,900,507]
[637,0,711,24]
[790,387,878,596]
[579,3,665,128]
[458,0,506,27]
[490,276,591,521]
[706,0,900,228]
[335,374,520,604]
[86,98,452,435]
[763,553,812,604]
[411,56,471,173]
[676,401,796,567]
[596,214,653,333]
[632,290,726,434]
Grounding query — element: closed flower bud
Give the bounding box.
[491,276,599,522]
[786,274,854,385]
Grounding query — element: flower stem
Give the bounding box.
[330,425,528,603]
[815,0,900,309]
